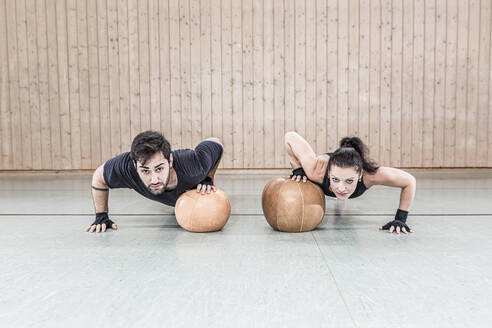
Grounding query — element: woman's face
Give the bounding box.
[328,165,361,200]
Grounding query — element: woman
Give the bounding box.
[284,131,416,234]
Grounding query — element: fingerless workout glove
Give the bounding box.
[91,212,115,228]
[290,167,307,179]
[199,176,214,186]
[381,209,412,231]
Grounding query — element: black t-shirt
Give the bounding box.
[103,140,223,206]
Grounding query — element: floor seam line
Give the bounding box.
[311,231,359,328]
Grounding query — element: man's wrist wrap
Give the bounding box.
[395,209,409,223]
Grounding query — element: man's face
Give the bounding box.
[136,152,173,195]
[328,165,361,200]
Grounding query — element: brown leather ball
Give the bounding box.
[175,189,231,232]
[262,177,325,232]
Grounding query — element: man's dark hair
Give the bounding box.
[130,131,171,165]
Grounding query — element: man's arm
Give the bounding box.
[91,164,109,213]
[195,137,224,194]
[86,163,118,233]
[204,137,223,180]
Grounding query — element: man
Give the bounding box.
[86,130,224,233]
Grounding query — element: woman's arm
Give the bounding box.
[284,131,328,184]
[364,167,416,211]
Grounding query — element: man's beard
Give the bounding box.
[147,168,171,195]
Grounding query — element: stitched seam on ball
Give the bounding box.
[212,192,216,229]
[276,179,286,229]
[297,182,304,232]
[190,195,198,231]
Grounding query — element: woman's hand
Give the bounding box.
[379,220,413,234]
[379,209,414,234]
[290,167,308,183]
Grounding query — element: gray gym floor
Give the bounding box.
[1,172,491,328]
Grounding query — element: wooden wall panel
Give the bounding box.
[1,0,491,170]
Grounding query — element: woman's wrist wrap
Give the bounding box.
[290,167,307,178]
[395,209,409,223]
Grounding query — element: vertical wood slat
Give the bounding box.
[347,0,359,138]
[36,0,51,169]
[401,0,413,167]
[149,0,161,133]
[107,0,120,157]
[231,0,243,168]
[67,0,82,167]
[433,0,447,167]
[169,0,181,149]
[78,0,92,169]
[263,0,274,168]
[242,0,253,168]
[56,0,72,168]
[118,0,130,152]
[210,0,223,163]
[326,0,338,152]
[412,0,425,167]
[97,0,111,163]
[305,0,316,150]
[26,0,42,169]
[1,0,491,170]
[273,0,285,168]
[422,0,436,167]
[368,0,381,163]
[489,10,492,166]
[358,0,370,149]
[0,0,11,168]
[294,0,306,138]
[380,0,392,166]
[17,0,33,168]
[159,0,172,141]
[391,0,403,168]
[5,0,22,168]
[284,0,295,167]
[444,0,458,166]
[478,0,491,166]
[200,0,212,140]
[47,2,61,168]
[465,0,480,166]
[128,0,141,142]
[455,0,469,167]
[190,0,201,147]
[221,0,233,168]
[253,0,264,168]
[179,0,191,149]
[87,0,101,168]
[337,0,349,141]
[139,0,151,133]
[315,0,327,155]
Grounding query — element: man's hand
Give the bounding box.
[85,212,118,233]
[196,176,216,195]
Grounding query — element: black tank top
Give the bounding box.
[320,152,368,199]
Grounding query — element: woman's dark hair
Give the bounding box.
[130,131,171,165]
[328,137,379,174]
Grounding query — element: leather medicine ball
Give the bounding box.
[262,177,325,232]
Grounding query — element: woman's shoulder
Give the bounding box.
[361,166,383,188]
